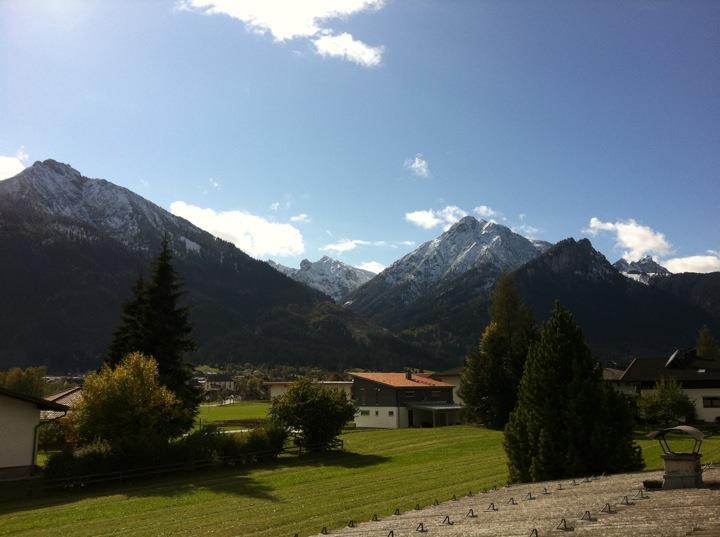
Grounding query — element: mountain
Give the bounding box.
[614,256,671,284]
[0,160,430,372]
[267,256,375,301]
[650,271,720,319]
[346,216,541,327]
[368,237,720,365]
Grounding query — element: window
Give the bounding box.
[388,410,394,416]
[703,397,720,408]
[359,410,370,416]
[375,410,379,416]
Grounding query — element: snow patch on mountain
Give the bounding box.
[268,256,375,301]
[613,256,671,284]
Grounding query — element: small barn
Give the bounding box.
[351,372,462,429]
[0,387,67,479]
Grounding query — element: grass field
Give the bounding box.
[195,401,270,426]
[3,426,719,537]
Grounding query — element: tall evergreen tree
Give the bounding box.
[504,303,641,483]
[459,274,535,427]
[107,276,148,367]
[106,239,198,430]
[696,325,720,359]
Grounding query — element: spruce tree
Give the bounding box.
[459,274,535,427]
[696,325,720,359]
[504,302,640,482]
[107,276,148,367]
[106,239,198,430]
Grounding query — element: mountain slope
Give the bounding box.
[347,216,540,327]
[650,271,720,319]
[267,256,375,301]
[0,160,429,372]
[391,239,720,364]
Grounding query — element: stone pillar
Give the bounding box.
[661,453,702,489]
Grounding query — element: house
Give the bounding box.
[350,372,462,429]
[620,349,720,423]
[431,366,464,404]
[0,387,68,479]
[198,373,236,401]
[41,385,83,420]
[264,380,353,400]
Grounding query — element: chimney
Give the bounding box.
[405,371,412,380]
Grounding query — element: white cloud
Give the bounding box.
[208,177,221,189]
[269,201,281,211]
[583,217,671,261]
[664,255,720,274]
[180,0,385,67]
[405,205,467,230]
[357,261,385,273]
[404,153,430,178]
[0,149,29,180]
[320,239,386,253]
[314,32,383,67]
[399,240,416,246]
[170,200,304,257]
[473,205,497,218]
[289,213,310,223]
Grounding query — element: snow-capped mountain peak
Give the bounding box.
[268,256,375,301]
[613,256,671,284]
[0,159,200,253]
[373,216,541,303]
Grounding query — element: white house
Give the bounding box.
[0,387,67,479]
[619,349,720,423]
[351,372,462,429]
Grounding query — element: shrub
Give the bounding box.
[44,424,288,480]
[638,378,696,424]
[270,379,356,450]
[74,352,186,451]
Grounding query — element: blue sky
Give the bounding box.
[1,0,719,273]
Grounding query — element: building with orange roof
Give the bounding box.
[350,372,462,429]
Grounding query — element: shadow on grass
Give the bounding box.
[0,450,389,517]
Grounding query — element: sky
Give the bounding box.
[1,0,719,274]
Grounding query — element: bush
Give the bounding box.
[270,379,356,450]
[44,424,288,480]
[74,352,187,451]
[638,378,696,424]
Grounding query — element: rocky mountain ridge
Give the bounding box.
[267,256,375,301]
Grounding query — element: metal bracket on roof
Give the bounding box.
[467,508,477,518]
[442,515,453,525]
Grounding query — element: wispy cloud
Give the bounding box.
[289,213,310,223]
[0,148,28,181]
[473,205,497,219]
[208,177,221,189]
[404,153,430,178]
[170,200,304,257]
[357,261,385,273]
[405,205,467,230]
[583,217,671,261]
[178,0,385,67]
[320,239,386,253]
[314,32,383,68]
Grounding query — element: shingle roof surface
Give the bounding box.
[351,372,452,388]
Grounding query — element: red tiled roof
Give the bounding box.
[350,372,452,388]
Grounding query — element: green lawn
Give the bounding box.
[2,426,719,537]
[196,401,270,427]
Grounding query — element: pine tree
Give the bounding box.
[107,276,148,367]
[504,302,640,482]
[696,325,720,359]
[459,274,535,428]
[106,239,198,431]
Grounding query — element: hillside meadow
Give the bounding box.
[3,425,720,537]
